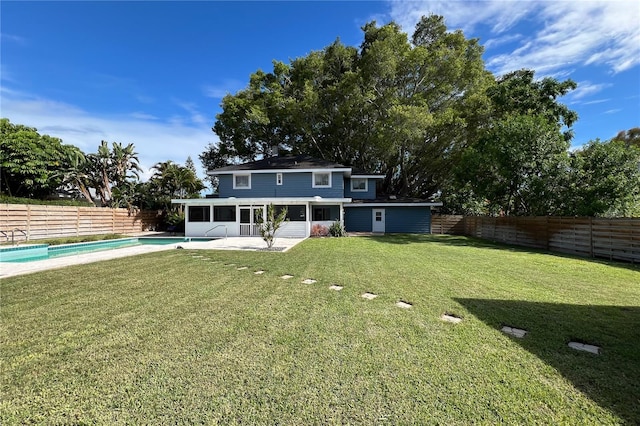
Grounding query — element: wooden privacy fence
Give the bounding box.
[0,204,162,242]
[432,215,640,264]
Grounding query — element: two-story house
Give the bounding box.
[172,155,442,238]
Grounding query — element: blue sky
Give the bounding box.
[2,1,639,183]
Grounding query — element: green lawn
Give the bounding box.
[2,235,639,424]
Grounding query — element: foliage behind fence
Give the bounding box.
[0,204,162,242]
[432,215,640,264]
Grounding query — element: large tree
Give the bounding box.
[443,69,578,215]
[0,118,74,198]
[206,15,492,198]
[567,139,640,217]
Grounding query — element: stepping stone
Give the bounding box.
[280,275,294,280]
[568,341,600,355]
[361,293,378,300]
[441,313,462,324]
[224,263,236,267]
[301,279,317,284]
[501,326,527,338]
[254,270,265,275]
[237,266,248,270]
[192,255,204,258]
[329,285,343,291]
[396,301,412,309]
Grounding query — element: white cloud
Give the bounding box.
[203,79,245,99]
[2,89,218,182]
[567,81,612,101]
[130,112,158,120]
[387,0,640,76]
[604,108,622,114]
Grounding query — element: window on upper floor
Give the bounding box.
[312,172,331,188]
[233,174,251,189]
[276,173,283,185]
[188,206,211,222]
[351,178,368,192]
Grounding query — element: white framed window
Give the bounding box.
[233,174,251,189]
[276,173,283,185]
[312,172,331,188]
[351,178,368,192]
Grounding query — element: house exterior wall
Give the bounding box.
[385,207,431,233]
[344,208,372,232]
[344,206,432,234]
[343,178,377,200]
[218,172,345,198]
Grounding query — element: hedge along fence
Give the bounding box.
[0,204,163,242]
[431,215,640,264]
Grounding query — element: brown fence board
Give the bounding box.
[0,204,161,242]
[432,215,640,264]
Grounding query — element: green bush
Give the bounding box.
[0,195,94,207]
[328,220,347,237]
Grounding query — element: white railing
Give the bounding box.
[240,224,261,236]
[204,225,228,239]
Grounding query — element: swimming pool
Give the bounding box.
[0,237,216,263]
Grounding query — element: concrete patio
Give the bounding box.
[0,237,305,279]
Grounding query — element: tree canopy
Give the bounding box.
[206,15,640,217]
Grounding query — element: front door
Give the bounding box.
[372,208,385,233]
[240,207,262,236]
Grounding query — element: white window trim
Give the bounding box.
[312,172,332,188]
[233,173,251,189]
[350,178,368,192]
[276,173,283,185]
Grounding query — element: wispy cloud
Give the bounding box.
[387,1,640,76]
[174,100,209,125]
[2,89,217,181]
[0,32,27,45]
[568,81,612,101]
[203,79,245,99]
[130,112,158,120]
[583,99,610,105]
[604,109,622,114]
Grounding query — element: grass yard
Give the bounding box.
[1,235,639,424]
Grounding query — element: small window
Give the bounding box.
[351,178,367,192]
[233,174,251,189]
[375,211,382,222]
[276,173,283,185]
[313,172,331,188]
[213,206,236,222]
[188,206,211,222]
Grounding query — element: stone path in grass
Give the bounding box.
[205,255,603,356]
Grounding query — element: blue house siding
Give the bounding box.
[344,178,377,199]
[344,206,432,234]
[218,172,344,198]
[385,207,431,234]
[344,208,372,232]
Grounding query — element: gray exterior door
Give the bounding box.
[372,208,385,233]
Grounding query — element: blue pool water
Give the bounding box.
[0,237,216,263]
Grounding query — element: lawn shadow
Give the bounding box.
[456,298,640,423]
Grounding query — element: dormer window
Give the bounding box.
[233,174,251,189]
[312,172,331,188]
[351,178,368,192]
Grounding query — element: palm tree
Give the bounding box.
[56,146,95,204]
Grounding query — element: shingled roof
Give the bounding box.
[208,155,349,174]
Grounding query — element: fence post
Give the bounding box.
[589,217,594,258]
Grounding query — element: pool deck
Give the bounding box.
[0,236,305,279]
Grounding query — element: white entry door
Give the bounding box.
[372,209,385,233]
